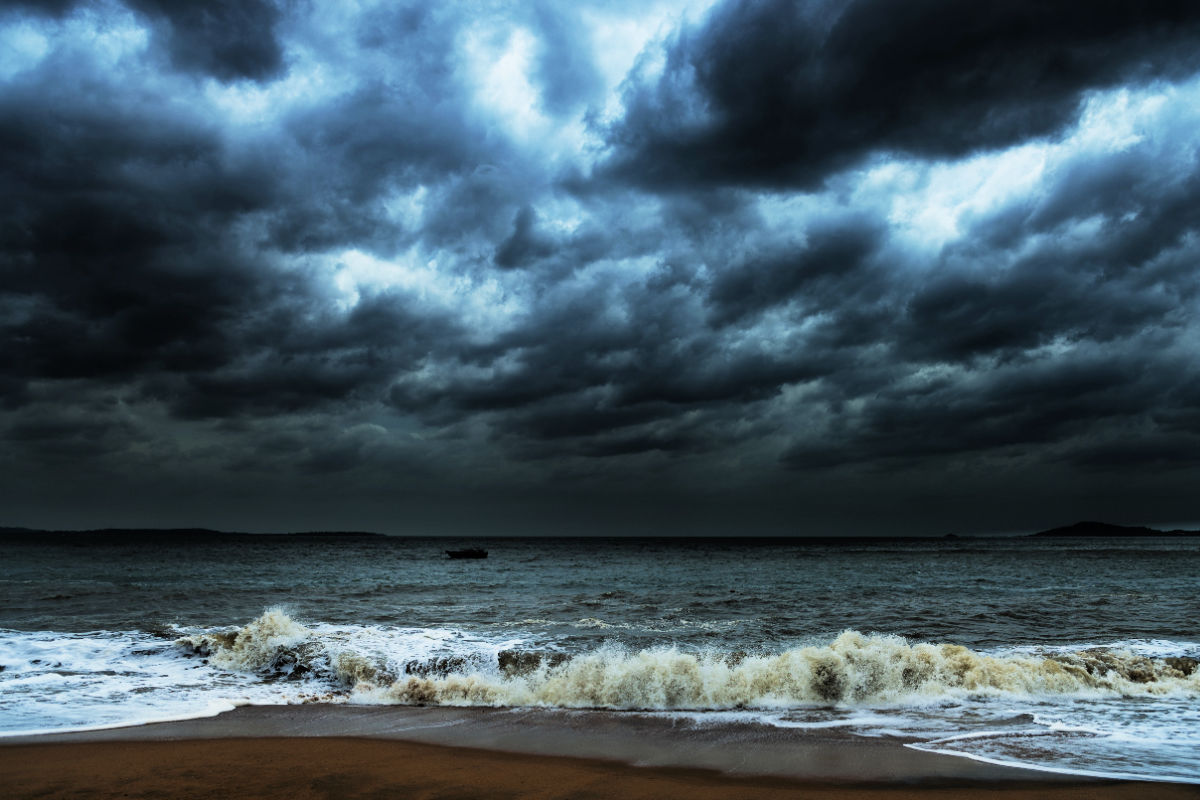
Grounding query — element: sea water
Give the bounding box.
[1,533,1197,781]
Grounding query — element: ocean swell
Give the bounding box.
[176,610,1200,710]
[177,609,325,679]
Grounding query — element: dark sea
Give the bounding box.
[2,534,1198,782]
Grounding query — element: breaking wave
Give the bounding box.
[175,610,1200,710]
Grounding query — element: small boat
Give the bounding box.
[445,548,488,559]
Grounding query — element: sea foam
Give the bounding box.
[176,611,1200,710]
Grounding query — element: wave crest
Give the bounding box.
[176,612,1199,709]
[176,608,322,678]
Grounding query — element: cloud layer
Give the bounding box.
[607,0,1200,188]
[2,0,1199,534]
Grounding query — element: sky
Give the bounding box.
[2,0,1200,536]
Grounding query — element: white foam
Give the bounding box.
[352,629,1200,710]
[159,613,1200,713]
[0,698,241,739]
[0,627,319,736]
[911,741,1200,784]
[910,700,1200,783]
[4,613,1199,781]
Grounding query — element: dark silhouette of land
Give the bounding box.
[1031,521,1200,537]
[3,522,1199,542]
[0,527,386,544]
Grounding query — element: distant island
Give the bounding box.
[0,527,387,543]
[4,522,1199,541]
[1031,521,1200,537]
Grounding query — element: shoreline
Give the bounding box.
[4,706,1199,799]
[0,704,1057,782]
[10,736,1197,800]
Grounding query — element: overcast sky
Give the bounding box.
[3,0,1200,535]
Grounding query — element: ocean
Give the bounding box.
[1,533,1197,782]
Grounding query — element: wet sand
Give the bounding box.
[3,706,1197,799]
[6,737,1200,800]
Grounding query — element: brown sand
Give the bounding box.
[3,737,1198,800]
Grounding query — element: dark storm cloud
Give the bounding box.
[0,69,262,387]
[269,85,504,254]
[385,85,1200,474]
[897,256,1179,366]
[3,0,1200,534]
[0,39,464,424]
[0,0,560,476]
[128,0,285,82]
[162,291,460,420]
[2,0,285,81]
[782,354,1158,469]
[606,0,1200,189]
[5,412,144,458]
[707,213,886,325]
[777,131,1200,473]
[901,141,1200,366]
[387,245,832,458]
[0,0,77,15]
[530,2,604,115]
[494,206,555,268]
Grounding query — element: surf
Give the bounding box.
[175,611,1200,710]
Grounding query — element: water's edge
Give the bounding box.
[0,704,1093,784]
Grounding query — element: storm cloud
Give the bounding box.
[1,0,1199,535]
[606,0,1200,188]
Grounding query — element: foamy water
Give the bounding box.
[1,534,1198,781]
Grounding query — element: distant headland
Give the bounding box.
[0,527,387,543]
[2,522,1199,540]
[1030,520,1200,537]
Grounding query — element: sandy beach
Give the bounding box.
[3,706,1198,799]
[4,735,1200,800]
